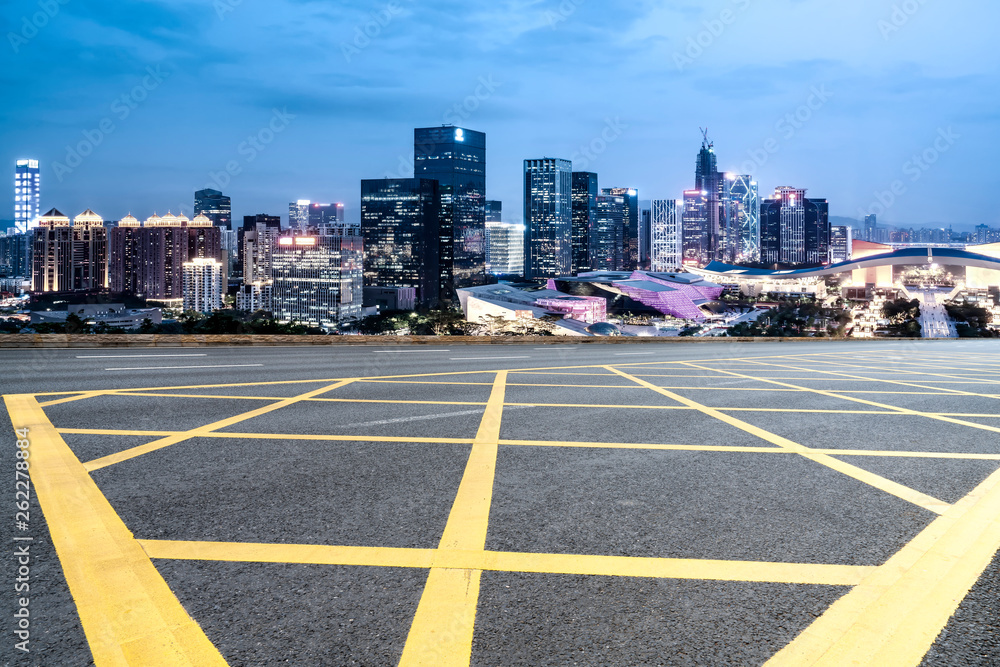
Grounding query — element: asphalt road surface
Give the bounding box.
[2,339,1000,666]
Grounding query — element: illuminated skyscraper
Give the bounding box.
[523,158,573,279]
[289,200,311,230]
[271,228,363,327]
[361,178,441,307]
[14,160,40,233]
[830,225,851,263]
[485,200,503,223]
[571,172,598,274]
[601,187,639,270]
[194,189,232,229]
[31,208,107,293]
[591,194,625,271]
[760,187,829,266]
[485,222,525,276]
[865,214,877,242]
[723,174,760,263]
[650,200,682,271]
[414,126,487,295]
[682,190,709,266]
[182,258,224,313]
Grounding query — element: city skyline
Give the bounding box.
[2,1,997,230]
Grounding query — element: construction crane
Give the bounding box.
[700,127,713,150]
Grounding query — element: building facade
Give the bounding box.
[485,221,525,276]
[682,190,709,266]
[414,126,487,294]
[724,174,760,264]
[760,187,830,267]
[194,189,232,229]
[271,228,364,327]
[571,172,598,274]
[182,258,224,313]
[485,200,503,223]
[650,199,682,272]
[15,160,41,234]
[523,158,573,279]
[591,194,625,272]
[0,233,30,277]
[602,187,639,271]
[31,209,107,293]
[361,178,441,307]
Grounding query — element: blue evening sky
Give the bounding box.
[2,0,997,229]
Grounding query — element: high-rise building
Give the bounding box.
[361,178,441,307]
[182,258,224,313]
[865,214,877,243]
[238,214,281,283]
[14,160,41,234]
[650,200,682,272]
[682,189,709,266]
[270,227,363,328]
[723,174,760,264]
[830,225,852,263]
[694,134,724,263]
[571,172,598,274]
[414,126,487,294]
[591,194,625,271]
[289,200,310,230]
[108,212,221,298]
[523,158,573,279]
[760,187,830,267]
[31,209,107,293]
[602,187,639,270]
[0,233,30,277]
[975,224,990,245]
[485,200,503,223]
[194,189,232,229]
[485,222,525,276]
[640,207,652,270]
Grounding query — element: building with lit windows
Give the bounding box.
[108,212,221,298]
[650,199,682,272]
[760,187,829,267]
[524,158,573,279]
[361,178,441,307]
[182,258,224,313]
[194,189,232,229]
[1,233,30,277]
[724,174,760,263]
[602,187,639,271]
[591,193,625,271]
[830,225,852,263]
[14,160,41,234]
[485,221,525,276]
[571,172,598,274]
[31,209,107,293]
[270,228,363,327]
[682,190,709,266]
[415,126,487,293]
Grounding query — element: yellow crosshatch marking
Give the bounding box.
[6,349,1000,666]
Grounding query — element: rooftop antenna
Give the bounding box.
[700,127,713,150]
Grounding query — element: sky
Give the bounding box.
[2,0,998,230]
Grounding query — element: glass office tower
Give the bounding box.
[601,187,639,270]
[591,194,625,271]
[724,174,760,264]
[361,178,441,307]
[571,172,598,274]
[194,189,232,229]
[414,126,487,297]
[14,160,40,233]
[523,158,573,279]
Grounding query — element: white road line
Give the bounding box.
[104,364,264,371]
[342,405,535,429]
[380,350,452,354]
[449,356,534,361]
[78,354,208,359]
[614,352,658,356]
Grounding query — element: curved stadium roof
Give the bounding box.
[698,247,1000,280]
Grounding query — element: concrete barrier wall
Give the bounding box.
[0,334,915,348]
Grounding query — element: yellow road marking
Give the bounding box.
[399,371,508,667]
[139,540,872,586]
[53,428,1000,460]
[766,462,1000,666]
[4,395,227,666]
[606,367,952,515]
[83,379,356,471]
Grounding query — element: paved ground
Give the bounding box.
[2,340,1000,666]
